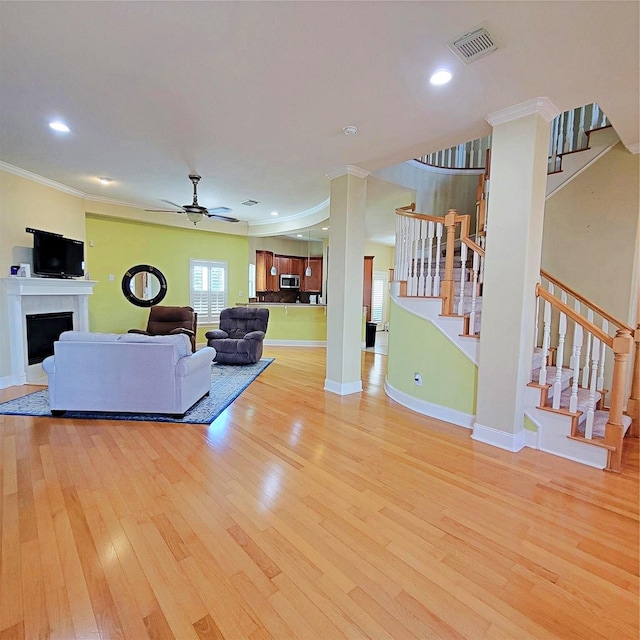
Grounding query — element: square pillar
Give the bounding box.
[325,166,368,395]
[473,98,559,450]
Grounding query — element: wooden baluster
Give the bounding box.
[570,299,581,371]
[581,308,595,387]
[565,108,574,153]
[469,250,479,335]
[552,294,568,410]
[569,323,583,414]
[433,222,443,296]
[403,216,411,284]
[394,214,401,278]
[585,338,600,439]
[605,329,634,471]
[591,103,600,130]
[425,221,434,296]
[457,242,468,316]
[408,217,417,296]
[628,324,640,437]
[549,115,558,172]
[539,290,552,386]
[597,319,608,391]
[440,210,457,315]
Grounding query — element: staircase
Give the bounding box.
[387,103,638,472]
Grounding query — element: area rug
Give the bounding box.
[0,358,274,424]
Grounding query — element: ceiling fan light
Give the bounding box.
[186,211,204,225]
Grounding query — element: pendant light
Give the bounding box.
[305,230,312,277]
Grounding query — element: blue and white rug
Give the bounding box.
[0,358,274,424]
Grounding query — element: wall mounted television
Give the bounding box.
[26,227,85,278]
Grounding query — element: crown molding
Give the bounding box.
[326,165,370,180]
[486,97,560,126]
[0,161,86,197]
[0,161,151,209]
[625,142,640,155]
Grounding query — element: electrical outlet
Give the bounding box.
[109,274,114,282]
[238,290,243,297]
[414,372,422,386]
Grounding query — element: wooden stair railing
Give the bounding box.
[394,205,484,333]
[535,284,635,472]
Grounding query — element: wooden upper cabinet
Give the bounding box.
[256,250,277,291]
[302,257,323,292]
[275,256,290,276]
[289,257,304,278]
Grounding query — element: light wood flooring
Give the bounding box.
[0,346,638,639]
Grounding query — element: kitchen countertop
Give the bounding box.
[236,302,326,307]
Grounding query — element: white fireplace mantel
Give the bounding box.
[2,277,97,387]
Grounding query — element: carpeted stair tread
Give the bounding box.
[544,386,601,422]
[530,366,573,397]
[575,411,632,439]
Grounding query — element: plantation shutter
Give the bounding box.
[371,271,388,325]
[190,259,227,323]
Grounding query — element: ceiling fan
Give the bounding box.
[146,174,239,224]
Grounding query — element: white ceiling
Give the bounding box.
[1,2,638,238]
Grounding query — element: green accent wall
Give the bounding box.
[387,299,477,415]
[85,215,249,343]
[262,306,327,341]
[524,416,538,432]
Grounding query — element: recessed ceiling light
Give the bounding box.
[321,227,329,231]
[296,234,303,238]
[430,70,452,86]
[270,211,279,216]
[98,177,112,185]
[49,121,70,133]
[343,125,358,136]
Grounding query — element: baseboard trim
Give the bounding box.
[384,379,474,429]
[0,373,24,390]
[324,379,363,395]
[472,422,527,452]
[264,340,326,347]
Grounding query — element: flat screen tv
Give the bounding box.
[27,228,85,278]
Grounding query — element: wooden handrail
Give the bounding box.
[536,285,613,348]
[395,207,446,225]
[462,237,485,258]
[540,269,633,333]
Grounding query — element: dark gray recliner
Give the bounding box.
[205,307,269,365]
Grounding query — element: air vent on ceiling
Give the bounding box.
[241,199,260,207]
[447,26,497,65]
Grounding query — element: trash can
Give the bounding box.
[366,322,377,348]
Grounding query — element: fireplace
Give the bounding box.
[26,311,73,365]
[1,276,96,387]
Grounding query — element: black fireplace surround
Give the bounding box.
[26,312,73,365]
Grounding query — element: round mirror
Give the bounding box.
[121,264,167,307]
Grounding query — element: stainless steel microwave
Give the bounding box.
[280,274,300,289]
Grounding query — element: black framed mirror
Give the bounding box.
[121,264,167,307]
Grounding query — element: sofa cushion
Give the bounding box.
[117,332,191,357]
[59,331,121,342]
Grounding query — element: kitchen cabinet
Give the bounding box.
[256,250,277,291]
[302,257,323,292]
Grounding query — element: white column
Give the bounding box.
[324,166,368,395]
[473,98,559,451]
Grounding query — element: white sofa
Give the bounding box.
[42,331,216,416]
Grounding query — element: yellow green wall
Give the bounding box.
[261,305,327,341]
[86,215,249,343]
[387,299,477,415]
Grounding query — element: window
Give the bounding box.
[248,263,256,299]
[371,271,388,326]
[190,259,227,323]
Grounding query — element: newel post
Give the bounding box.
[604,328,633,472]
[625,324,640,437]
[440,209,457,315]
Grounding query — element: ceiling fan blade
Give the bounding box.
[145,209,182,213]
[206,206,233,215]
[160,199,187,210]
[207,213,240,223]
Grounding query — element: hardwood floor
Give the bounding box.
[1,346,638,639]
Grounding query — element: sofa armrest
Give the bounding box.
[42,355,55,374]
[128,329,151,336]
[244,331,265,341]
[205,329,228,339]
[175,347,216,377]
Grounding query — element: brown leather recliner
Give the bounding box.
[128,305,198,352]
